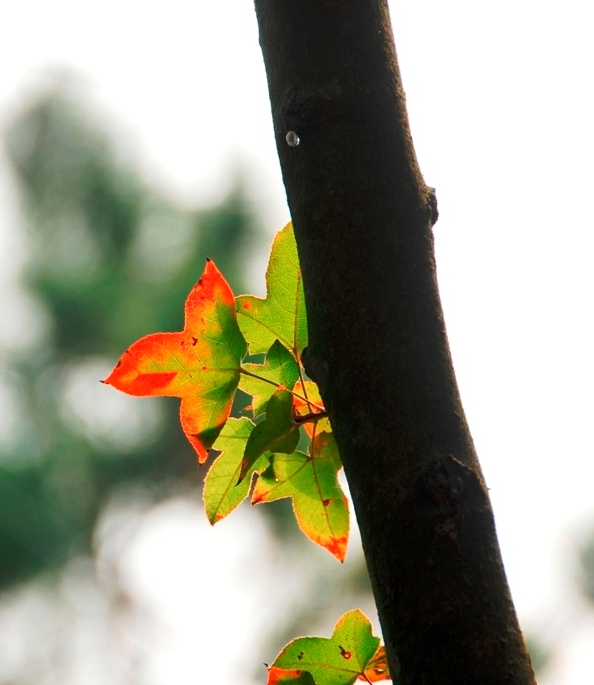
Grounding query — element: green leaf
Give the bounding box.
[252,431,349,561]
[240,340,300,417]
[203,418,269,524]
[236,223,308,356]
[239,388,299,482]
[268,610,381,685]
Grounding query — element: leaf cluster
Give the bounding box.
[105,224,348,561]
[105,223,390,684]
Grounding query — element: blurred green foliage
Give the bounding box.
[525,634,551,677]
[0,82,261,588]
[578,529,594,606]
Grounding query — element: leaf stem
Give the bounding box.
[239,366,325,412]
[296,356,313,412]
[294,410,328,425]
[309,420,318,455]
[239,366,279,387]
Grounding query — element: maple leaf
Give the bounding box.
[104,259,246,463]
[252,430,349,561]
[268,610,386,685]
[239,340,300,417]
[203,417,269,524]
[236,223,308,357]
[238,387,300,482]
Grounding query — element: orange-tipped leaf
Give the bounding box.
[104,259,246,463]
[253,431,349,561]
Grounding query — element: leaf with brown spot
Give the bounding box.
[267,610,384,685]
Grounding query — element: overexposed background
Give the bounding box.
[0,0,593,683]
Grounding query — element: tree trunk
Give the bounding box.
[253,1,536,684]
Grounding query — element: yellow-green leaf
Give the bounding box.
[253,431,349,561]
[267,610,384,685]
[236,223,307,356]
[240,340,300,417]
[238,388,299,482]
[203,417,269,524]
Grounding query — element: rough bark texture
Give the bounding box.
[254,1,536,684]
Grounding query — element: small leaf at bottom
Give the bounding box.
[268,609,383,685]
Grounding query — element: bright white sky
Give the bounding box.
[0,0,593,683]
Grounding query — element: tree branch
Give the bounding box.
[254,1,536,682]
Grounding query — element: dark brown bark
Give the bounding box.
[253,1,536,683]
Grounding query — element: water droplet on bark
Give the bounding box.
[286,131,300,147]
